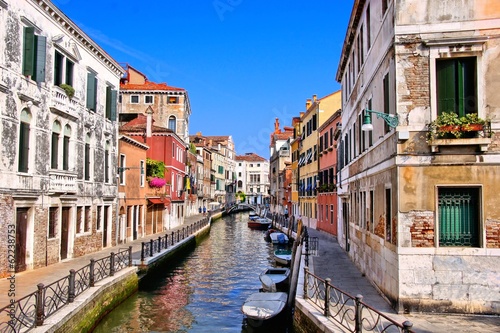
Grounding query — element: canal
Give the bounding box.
[92,212,291,332]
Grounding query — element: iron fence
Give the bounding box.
[0,247,132,333]
[140,217,209,261]
[303,267,414,333]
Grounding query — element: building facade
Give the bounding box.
[0,0,123,276]
[336,0,500,314]
[235,153,269,205]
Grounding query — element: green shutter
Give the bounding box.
[436,59,456,115]
[105,86,112,119]
[18,122,30,172]
[34,35,46,82]
[111,89,117,121]
[51,133,58,169]
[23,27,35,77]
[460,57,477,115]
[86,72,96,111]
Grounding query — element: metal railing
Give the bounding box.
[140,217,210,261]
[0,247,132,333]
[303,267,414,333]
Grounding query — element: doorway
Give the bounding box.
[60,207,70,260]
[103,205,109,247]
[15,208,28,272]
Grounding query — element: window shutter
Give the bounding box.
[51,132,59,169]
[19,123,30,172]
[34,35,46,83]
[436,60,456,115]
[86,72,96,111]
[23,27,35,77]
[105,86,112,119]
[63,136,69,170]
[110,89,117,121]
[84,143,90,180]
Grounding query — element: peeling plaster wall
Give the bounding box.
[0,0,123,276]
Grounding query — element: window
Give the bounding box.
[96,206,102,230]
[51,121,61,169]
[130,95,139,104]
[140,160,145,187]
[385,188,392,242]
[383,73,390,134]
[104,141,110,183]
[49,207,57,238]
[105,86,117,121]
[63,125,71,171]
[366,5,371,50]
[54,50,74,87]
[438,187,480,247]
[145,95,154,104]
[84,133,91,181]
[23,27,46,83]
[119,154,126,185]
[168,116,176,132]
[168,96,179,104]
[86,72,97,111]
[436,57,477,116]
[84,206,91,233]
[76,207,82,234]
[382,0,388,15]
[18,109,31,173]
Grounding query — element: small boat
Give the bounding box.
[241,292,288,327]
[273,248,292,267]
[268,232,289,244]
[248,217,271,230]
[259,267,290,292]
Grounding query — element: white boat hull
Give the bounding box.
[241,292,287,326]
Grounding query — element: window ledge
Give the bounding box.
[429,138,491,153]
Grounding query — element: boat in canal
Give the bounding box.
[248,217,272,230]
[273,248,292,267]
[241,291,288,327]
[268,231,289,244]
[259,267,290,292]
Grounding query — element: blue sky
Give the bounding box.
[53,0,353,159]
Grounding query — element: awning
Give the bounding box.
[148,198,168,206]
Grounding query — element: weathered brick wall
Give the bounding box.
[485,219,500,248]
[33,205,48,269]
[409,211,435,247]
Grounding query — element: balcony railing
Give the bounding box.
[49,88,79,117]
[48,170,77,193]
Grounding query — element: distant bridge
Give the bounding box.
[226,203,257,214]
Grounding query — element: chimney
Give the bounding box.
[313,94,317,102]
[274,118,280,133]
[146,107,153,138]
[306,98,312,110]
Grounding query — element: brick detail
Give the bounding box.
[409,211,435,247]
[485,219,500,248]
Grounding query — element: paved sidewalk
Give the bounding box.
[307,228,500,333]
[0,213,208,310]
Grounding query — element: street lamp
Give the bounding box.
[362,109,399,131]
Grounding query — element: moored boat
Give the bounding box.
[268,232,289,245]
[241,291,288,327]
[248,217,271,230]
[273,248,292,267]
[259,267,290,292]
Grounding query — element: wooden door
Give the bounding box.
[15,208,28,272]
[60,207,70,260]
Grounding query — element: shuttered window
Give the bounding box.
[86,72,97,111]
[105,86,117,120]
[438,187,480,247]
[23,27,46,82]
[19,121,30,173]
[436,57,477,117]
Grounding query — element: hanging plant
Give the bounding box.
[149,177,166,189]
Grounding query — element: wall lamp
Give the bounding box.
[361,109,399,131]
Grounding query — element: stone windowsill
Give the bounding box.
[429,137,491,152]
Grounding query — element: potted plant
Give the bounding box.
[59,83,75,99]
[427,112,486,140]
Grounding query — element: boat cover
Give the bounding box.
[241,292,287,320]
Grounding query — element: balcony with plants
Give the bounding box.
[426,112,491,152]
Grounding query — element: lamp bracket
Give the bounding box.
[365,109,399,128]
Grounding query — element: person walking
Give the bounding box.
[284,206,289,219]
[203,206,207,216]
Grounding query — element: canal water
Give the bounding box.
[92,212,292,333]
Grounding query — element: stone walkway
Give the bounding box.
[307,228,500,333]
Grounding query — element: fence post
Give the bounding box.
[128,246,133,266]
[141,242,145,261]
[149,239,154,257]
[355,294,363,333]
[110,252,115,277]
[36,283,45,326]
[403,321,414,333]
[89,259,95,287]
[304,228,310,267]
[165,235,169,248]
[171,232,174,246]
[68,269,76,303]
[158,236,162,252]
[324,278,331,317]
[303,266,309,300]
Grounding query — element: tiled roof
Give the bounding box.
[119,114,172,133]
[236,153,267,162]
[205,135,230,141]
[120,81,185,91]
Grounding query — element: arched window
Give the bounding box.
[168,115,176,132]
[18,109,32,172]
[104,140,110,183]
[51,121,62,169]
[63,125,71,170]
[84,133,91,180]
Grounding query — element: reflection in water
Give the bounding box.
[92,212,289,333]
